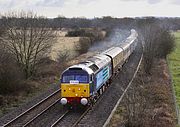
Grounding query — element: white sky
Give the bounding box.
[0,0,180,18]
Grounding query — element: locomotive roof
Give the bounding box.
[88,54,111,70]
[67,61,94,75]
[64,54,111,75]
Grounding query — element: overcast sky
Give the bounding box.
[0,0,179,18]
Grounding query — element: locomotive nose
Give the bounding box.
[60,98,67,105]
[80,98,88,105]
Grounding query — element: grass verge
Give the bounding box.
[168,32,180,106]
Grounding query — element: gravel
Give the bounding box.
[27,102,64,127]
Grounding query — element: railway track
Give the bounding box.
[49,107,91,127]
[48,51,142,127]
[72,107,91,127]
[76,40,143,127]
[2,89,61,127]
[50,110,69,127]
[20,51,143,127]
[2,35,143,127]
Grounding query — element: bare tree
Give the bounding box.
[136,18,175,74]
[138,20,161,74]
[57,49,69,64]
[138,23,175,74]
[0,11,57,78]
[142,24,158,74]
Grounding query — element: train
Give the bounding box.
[60,29,138,107]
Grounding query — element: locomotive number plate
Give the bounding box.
[70,80,79,84]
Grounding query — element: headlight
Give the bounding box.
[60,98,67,105]
[80,98,88,105]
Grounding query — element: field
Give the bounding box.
[49,29,101,61]
[168,32,180,106]
[49,37,80,61]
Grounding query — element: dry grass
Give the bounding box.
[49,37,80,61]
[49,37,91,61]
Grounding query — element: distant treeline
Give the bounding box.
[0,16,180,30]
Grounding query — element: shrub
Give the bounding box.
[57,49,69,64]
[34,57,59,78]
[156,30,175,58]
[66,29,86,37]
[75,37,91,54]
[66,28,106,43]
[0,49,24,95]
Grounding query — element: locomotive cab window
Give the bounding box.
[62,75,88,83]
[62,69,89,83]
[75,75,88,83]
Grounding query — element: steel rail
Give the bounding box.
[23,98,61,127]
[72,107,91,127]
[50,110,69,127]
[3,89,61,127]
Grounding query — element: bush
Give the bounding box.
[0,49,24,95]
[34,57,59,78]
[57,49,69,64]
[75,37,91,54]
[66,29,86,37]
[156,30,175,58]
[66,28,106,43]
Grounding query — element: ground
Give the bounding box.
[109,58,177,127]
[0,80,52,116]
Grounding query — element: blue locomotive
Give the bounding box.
[60,29,138,106]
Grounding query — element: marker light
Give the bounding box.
[60,98,67,105]
[81,98,88,105]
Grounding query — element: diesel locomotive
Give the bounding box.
[60,29,138,107]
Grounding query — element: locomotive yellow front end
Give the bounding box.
[60,66,93,106]
[61,83,89,98]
